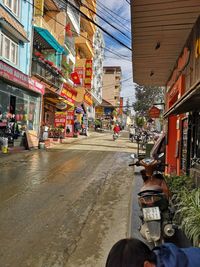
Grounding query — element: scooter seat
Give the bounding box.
[138,186,163,196]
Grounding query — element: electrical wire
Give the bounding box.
[79,0,131,40]
[60,0,132,51]
[24,0,132,59]
[97,1,131,23]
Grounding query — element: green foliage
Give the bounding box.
[133,84,164,118]
[165,175,194,194]
[166,175,200,246]
[175,189,200,247]
[135,116,145,128]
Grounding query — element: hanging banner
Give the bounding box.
[119,97,123,115]
[74,67,84,86]
[84,60,93,89]
[34,0,44,16]
[84,92,93,106]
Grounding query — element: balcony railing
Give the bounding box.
[32,58,63,89]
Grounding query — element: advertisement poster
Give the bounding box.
[54,112,67,128]
[66,111,74,137]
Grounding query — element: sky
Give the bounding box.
[97,0,136,105]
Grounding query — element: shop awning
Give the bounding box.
[34,26,65,54]
[164,84,200,117]
[131,1,200,86]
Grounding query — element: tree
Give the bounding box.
[133,84,164,118]
[124,98,131,115]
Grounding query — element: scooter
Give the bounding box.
[129,154,175,246]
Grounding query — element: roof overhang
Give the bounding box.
[164,81,200,117]
[131,1,200,86]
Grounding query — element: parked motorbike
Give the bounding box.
[129,154,175,246]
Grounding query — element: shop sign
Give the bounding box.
[0,60,45,94]
[60,87,76,106]
[74,67,84,86]
[84,60,93,89]
[167,47,190,90]
[149,106,161,118]
[66,111,74,137]
[54,112,66,128]
[28,78,45,95]
[95,106,104,114]
[34,0,44,16]
[0,60,29,87]
[84,92,93,106]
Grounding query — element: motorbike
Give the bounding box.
[113,132,119,141]
[129,153,175,246]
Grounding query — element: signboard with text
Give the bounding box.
[54,112,67,128]
[149,106,161,118]
[66,110,74,137]
[0,60,44,94]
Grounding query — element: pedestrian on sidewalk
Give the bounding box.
[105,238,200,267]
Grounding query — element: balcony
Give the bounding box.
[32,58,63,89]
[80,6,96,35]
[75,32,94,58]
[34,17,61,44]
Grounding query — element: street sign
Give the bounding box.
[149,106,160,118]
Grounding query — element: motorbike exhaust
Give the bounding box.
[163,223,175,237]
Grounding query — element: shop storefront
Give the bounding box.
[164,16,200,182]
[42,82,77,140]
[0,60,44,150]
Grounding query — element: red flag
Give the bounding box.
[65,23,72,37]
[71,72,81,85]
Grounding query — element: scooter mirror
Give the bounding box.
[158,152,164,158]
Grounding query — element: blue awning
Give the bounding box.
[34,26,65,54]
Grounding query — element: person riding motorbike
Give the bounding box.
[113,124,120,135]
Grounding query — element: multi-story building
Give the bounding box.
[0,0,44,150]
[74,0,96,127]
[102,66,122,107]
[32,0,79,139]
[88,27,104,120]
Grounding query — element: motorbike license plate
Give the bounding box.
[143,207,161,221]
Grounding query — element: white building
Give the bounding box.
[88,27,104,120]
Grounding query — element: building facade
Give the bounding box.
[32,0,79,140]
[102,66,122,107]
[131,1,200,184]
[0,0,44,150]
[74,0,96,130]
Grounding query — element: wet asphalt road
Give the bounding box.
[0,132,137,267]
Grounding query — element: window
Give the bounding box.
[0,33,18,65]
[4,0,19,16]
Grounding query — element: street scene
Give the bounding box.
[0,132,137,267]
[1,0,200,267]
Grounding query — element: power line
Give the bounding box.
[125,0,131,4]
[25,0,132,59]
[61,0,132,51]
[79,1,131,41]
[85,0,131,35]
[97,1,131,23]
